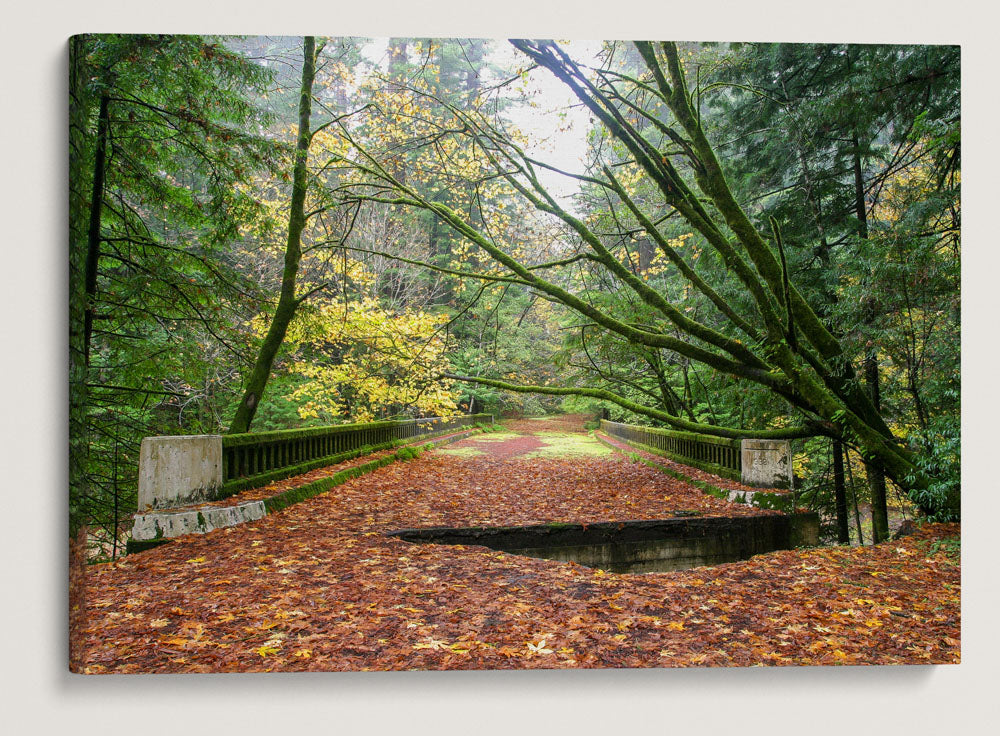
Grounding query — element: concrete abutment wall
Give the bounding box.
[390,514,820,574]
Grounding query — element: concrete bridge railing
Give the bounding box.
[138,414,493,511]
[599,420,793,489]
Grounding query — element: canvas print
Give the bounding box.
[68,35,960,673]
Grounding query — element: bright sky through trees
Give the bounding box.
[359,37,602,207]
[489,39,603,207]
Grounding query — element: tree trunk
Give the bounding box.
[863,354,890,542]
[845,448,865,546]
[83,92,110,364]
[833,440,850,544]
[229,36,317,434]
[853,129,890,543]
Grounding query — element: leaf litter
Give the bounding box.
[72,416,959,673]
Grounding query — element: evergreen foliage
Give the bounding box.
[68,36,961,555]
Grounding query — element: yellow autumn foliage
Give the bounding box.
[284,296,458,423]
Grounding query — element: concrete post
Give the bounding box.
[137,435,224,510]
[740,439,793,489]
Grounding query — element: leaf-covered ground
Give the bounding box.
[72,415,960,673]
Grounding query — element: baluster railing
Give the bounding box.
[599,419,742,480]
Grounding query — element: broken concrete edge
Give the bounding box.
[131,500,266,541]
[388,513,821,550]
[125,427,481,554]
[387,514,820,574]
[593,433,797,514]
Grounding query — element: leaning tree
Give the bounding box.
[333,40,958,523]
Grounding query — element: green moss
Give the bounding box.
[466,432,522,442]
[394,445,422,461]
[702,485,730,499]
[196,511,206,528]
[262,454,398,515]
[617,437,742,481]
[437,447,486,457]
[924,536,961,562]
[222,414,493,448]
[125,537,171,555]
[523,433,612,458]
[750,493,797,512]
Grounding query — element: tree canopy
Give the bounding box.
[69,35,960,555]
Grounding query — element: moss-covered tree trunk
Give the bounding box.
[833,440,850,544]
[513,42,951,518]
[229,36,317,435]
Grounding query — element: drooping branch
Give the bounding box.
[511,40,789,345]
[339,134,791,392]
[444,373,819,439]
[600,166,760,339]
[464,124,767,370]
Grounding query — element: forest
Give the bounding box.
[69,35,960,559]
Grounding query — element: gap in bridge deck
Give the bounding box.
[382,415,816,574]
[389,514,817,575]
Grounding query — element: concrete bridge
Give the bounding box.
[128,414,813,572]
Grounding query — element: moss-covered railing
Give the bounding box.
[220,414,492,496]
[599,419,741,481]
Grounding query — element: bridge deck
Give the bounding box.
[73,415,960,672]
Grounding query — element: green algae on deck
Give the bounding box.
[464,432,522,442]
[436,446,487,457]
[523,432,612,458]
